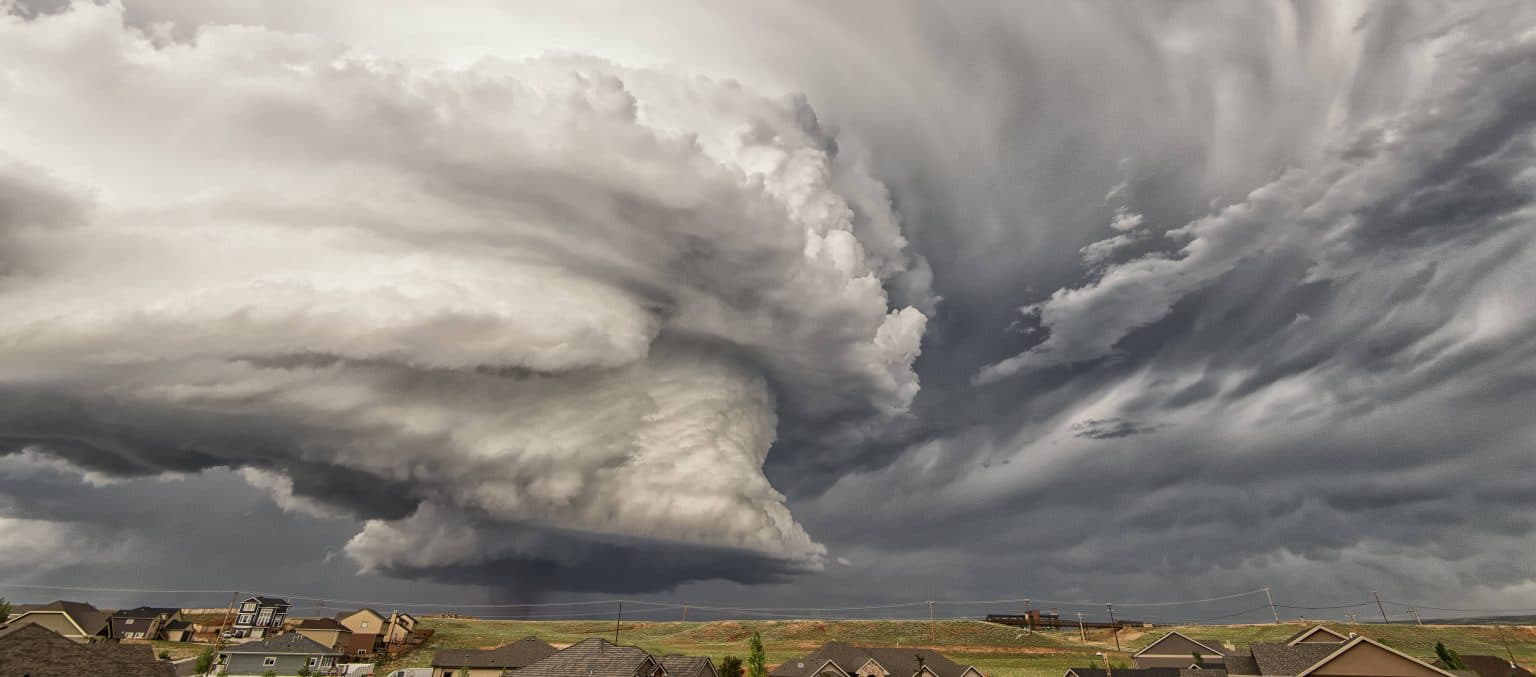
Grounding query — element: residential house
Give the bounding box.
[662,655,721,677]
[517,637,680,677]
[1444,655,1533,677]
[295,617,353,653]
[769,641,986,677]
[215,632,342,677]
[1132,632,1228,669]
[386,611,419,644]
[1219,634,1460,677]
[160,619,195,643]
[431,636,558,677]
[232,595,290,639]
[0,600,111,643]
[109,606,183,640]
[335,608,389,658]
[1065,669,1224,677]
[1283,626,1351,646]
[0,622,175,676]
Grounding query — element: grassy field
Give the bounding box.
[373,618,1536,677]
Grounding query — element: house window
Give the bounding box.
[308,657,319,667]
[444,672,455,677]
[241,603,256,612]
[237,614,253,625]
[263,657,277,667]
[321,657,334,667]
[360,620,369,629]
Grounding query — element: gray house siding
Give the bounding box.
[223,652,336,676]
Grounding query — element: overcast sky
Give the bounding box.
[2,0,1535,622]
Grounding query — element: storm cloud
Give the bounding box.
[2,0,1535,611]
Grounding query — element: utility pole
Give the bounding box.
[209,590,240,677]
[1372,591,1390,624]
[1264,588,1280,624]
[1106,604,1121,652]
[1024,599,1032,633]
[682,602,687,623]
[928,601,936,643]
[614,601,623,644]
[1495,625,1516,665]
[1409,608,1423,626]
[1076,612,1087,643]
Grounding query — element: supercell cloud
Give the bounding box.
[0,2,926,590]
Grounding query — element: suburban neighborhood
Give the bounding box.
[0,596,1531,677]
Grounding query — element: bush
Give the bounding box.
[158,650,172,660]
[196,647,216,673]
[719,655,744,677]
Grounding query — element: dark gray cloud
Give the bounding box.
[1,0,1535,614]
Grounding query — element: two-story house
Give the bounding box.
[231,595,290,639]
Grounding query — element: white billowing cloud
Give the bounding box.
[0,3,929,579]
[237,467,340,520]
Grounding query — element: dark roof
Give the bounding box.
[297,618,349,631]
[112,606,181,619]
[0,623,175,676]
[13,600,111,636]
[771,642,977,677]
[517,637,658,677]
[433,636,559,669]
[1448,656,1534,677]
[662,655,718,677]
[1221,653,1260,675]
[1247,643,1340,676]
[162,620,193,631]
[222,632,339,655]
[335,608,386,621]
[244,595,290,607]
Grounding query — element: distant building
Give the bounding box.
[516,637,690,677]
[1091,633,1462,677]
[294,617,353,653]
[1133,632,1229,669]
[661,655,721,677]
[335,608,389,658]
[231,595,290,639]
[431,636,558,677]
[109,606,183,641]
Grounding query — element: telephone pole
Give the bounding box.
[1409,608,1423,626]
[928,601,936,643]
[614,601,623,643]
[209,590,240,676]
[1372,591,1390,624]
[1106,604,1121,652]
[1264,588,1280,624]
[682,602,687,623]
[1495,625,1516,665]
[1076,612,1087,643]
[1023,599,1032,633]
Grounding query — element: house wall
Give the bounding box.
[225,652,333,676]
[337,610,387,635]
[1134,634,1225,669]
[296,628,349,651]
[1295,631,1348,644]
[1307,643,1443,677]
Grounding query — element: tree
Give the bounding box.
[195,647,216,674]
[297,664,312,677]
[0,597,10,624]
[1435,642,1466,670]
[914,654,927,675]
[719,655,744,677]
[261,670,277,677]
[1192,651,1205,666]
[747,631,767,677]
[158,650,172,660]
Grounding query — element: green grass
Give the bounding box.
[377,618,1536,677]
[145,640,206,661]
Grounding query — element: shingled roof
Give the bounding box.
[11,600,111,637]
[1247,643,1342,676]
[222,632,339,655]
[0,623,174,676]
[1452,655,1535,677]
[662,655,719,677]
[517,637,663,677]
[111,607,180,620]
[432,636,559,670]
[297,618,349,631]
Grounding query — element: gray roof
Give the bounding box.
[222,632,340,656]
[297,617,349,631]
[245,595,290,607]
[1221,653,1261,675]
[1066,669,1182,677]
[771,642,977,677]
[432,636,559,669]
[1453,655,1535,677]
[662,655,718,677]
[0,623,175,676]
[1281,626,1348,645]
[517,637,660,677]
[1247,643,1341,676]
[112,606,181,619]
[14,600,110,636]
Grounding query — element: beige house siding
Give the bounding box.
[6,613,88,641]
[1306,642,1445,677]
[297,628,350,651]
[1292,628,1350,644]
[337,609,388,635]
[1134,634,1225,669]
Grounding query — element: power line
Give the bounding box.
[1382,600,1536,614]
